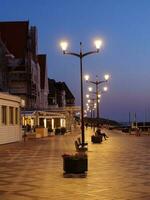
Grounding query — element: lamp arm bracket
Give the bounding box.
[64,51,80,58]
[89,81,97,84]
[82,50,99,57]
[97,80,107,84]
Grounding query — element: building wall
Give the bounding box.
[0,38,9,91]
[0,21,75,116]
[0,92,21,144]
[34,62,41,108]
[38,54,49,109]
[42,65,49,108]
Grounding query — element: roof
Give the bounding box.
[21,110,65,118]
[63,82,75,100]
[0,21,29,58]
[48,79,57,95]
[0,92,21,103]
[48,79,75,103]
[56,82,75,100]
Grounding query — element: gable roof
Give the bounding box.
[0,21,29,58]
[48,79,75,100]
[56,82,75,100]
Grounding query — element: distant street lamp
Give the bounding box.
[86,97,96,118]
[85,74,109,119]
[60,40,102,147]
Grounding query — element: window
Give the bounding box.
[2,106,7,125]
[9,107,14,124]
[15,108,18,124]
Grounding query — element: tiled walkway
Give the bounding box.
[0,128,150,200]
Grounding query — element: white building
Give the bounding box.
[0,92,21,144]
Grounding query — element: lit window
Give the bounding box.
[2,106,7,125]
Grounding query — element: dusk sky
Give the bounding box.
[1,0,150,122]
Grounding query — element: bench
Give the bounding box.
[75,140,87,152]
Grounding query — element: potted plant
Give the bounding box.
[55,128,61,135]
[60,127,66,135]
[62,152,88,174]
[48,128,53,136]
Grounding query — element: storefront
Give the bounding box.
[21,106,80,132]
[21,110,66,131]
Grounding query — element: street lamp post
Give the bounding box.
[60,40,102,147]
[85,74,109,119]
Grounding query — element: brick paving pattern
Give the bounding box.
[0,128,150,200]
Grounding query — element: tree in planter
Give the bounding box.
[48,128,53,136]
[60,127,66,135]
[91,135,102,143]
[55,128,61,135]
[62,152,88,174]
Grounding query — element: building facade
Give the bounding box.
[0,92,21,144]
[48,79,75,108]
[38,54,49,109]
[0,20,78,134]
[0,21,48,110]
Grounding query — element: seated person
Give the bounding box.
[95,128,101,136]
[101,132,109,140]
[95,128,109,140]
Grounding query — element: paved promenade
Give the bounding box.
[0,128,150,200]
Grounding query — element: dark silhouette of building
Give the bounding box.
[0,21,48,109]
[0,20,75,114]
[48,79,75,108]
[38,54,49,108]
[0,20,78,134]
[48,79,57,106]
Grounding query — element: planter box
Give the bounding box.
[91,135,102,143]
[55,128,61,135]
[63,156,88,174]
[35,128,48,137]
